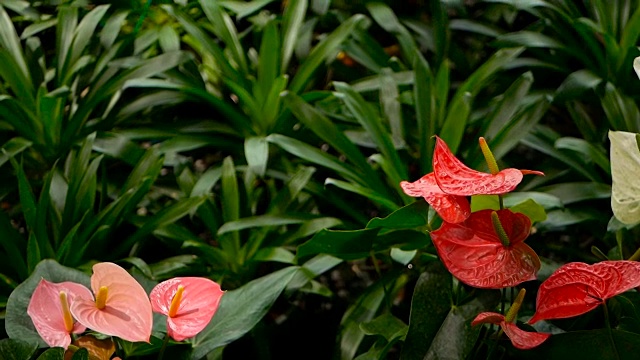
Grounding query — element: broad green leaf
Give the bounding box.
[556,136,610,175]
[6,260,91,347]
[289,14,365,93]
[116,196,207,256]
[510,198,548,223]
[424,290,499,360]
[297,228,378,261]
[217,215,315,235]
[0,137,32,167]
[281,0,306,71]
[537,182,611,205]
[610,130,640,224]
[360,313,407,342]
[325,178,398,212]
[36,348,64,359]
[70,348,89,360]
[0,339,37,360]
[252,247,295,264]
[390,248,417,265]
[191,266,298,359]
[400,263,451,360]
[366,201,429,229]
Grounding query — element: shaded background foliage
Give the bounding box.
[1,0,640,359]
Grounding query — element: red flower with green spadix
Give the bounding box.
[70,262,153,343]
[430,209,540,288]
[529,260,640,324]
[27,279,93,349]
[473,288,551,350]
[150,277,224,341]
[432,136,543,196]
[401,137,542,223]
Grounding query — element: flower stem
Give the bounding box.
[603,301,620,360]
[158,333,170,360]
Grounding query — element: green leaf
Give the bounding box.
[70,348,89,360]
[423,290,499,359]
[289,14,365,93]
[538,182,611,205]
[218,215,315,235]
[297,228,378,261]
[281,0,306,71]
[0,338,38,360]
[191,266,298,359]
[556,137,610,175]
[390,248,417,265]
[6,260,91,347]
[360,313,407,342]
[510,198,547,223]
[117,196,207,256]
[401,262,452,360]
[366,201,429,229]
[199,0,248,76]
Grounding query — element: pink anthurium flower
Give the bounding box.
[401,136,542,223]
[150,277,224,341]
[430,209,540,288]
[27,279,93,349]
[473,289,550,350]
[529,261,640,324]
[70,262,153,343]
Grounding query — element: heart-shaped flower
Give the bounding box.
[430,209,540,288]
[150,277,224,341]
[27,279,93,349]
[529,260,640,324]
[401,137,543,223]
[70,262,153,343]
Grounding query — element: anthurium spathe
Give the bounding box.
[430,209,540,288]
[529,261,640,324]
[472,289,551,350]
[70,262,153,343]
[400,173,471,223]
[150,277,224,341]
[27,279,93,349]
[400,136,542,223]
[432,136,543,196]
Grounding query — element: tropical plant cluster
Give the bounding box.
[2,0,640,359]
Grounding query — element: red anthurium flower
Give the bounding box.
[150,277,224,341]
[430,209,540,288]
[432,136,543,196]
[472,289,551,350]
[70,262,153,343]
[27,279,93,349]
[400,173,471,223]
[401,137,542,223]
[529,261,640,324]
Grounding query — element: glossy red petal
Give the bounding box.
[432,136,531,196]
[431,210,540,288]
[27,279,92,349]
[598,260,640,299]
[400,173,470,223]
[71,263,152,343]
[529,262,609,324]
[471,312,505,326]
[150,277,224,341]
[464,209,531,245]
[501,322,551,350]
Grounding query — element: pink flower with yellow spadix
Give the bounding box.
[150,277,224,341]
[27,279,93,349]
[69,262,153,343]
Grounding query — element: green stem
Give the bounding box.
[603,301,620,360]
[498,195,504,210]
[628,246,640,261]
[501,288,506,315]
[158,333,170,360]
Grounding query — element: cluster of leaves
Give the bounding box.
[2,0,640,359]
